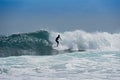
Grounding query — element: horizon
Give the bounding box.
[0,0,120,35]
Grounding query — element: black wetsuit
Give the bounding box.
[55,35,61,47]
[55,36,59,44]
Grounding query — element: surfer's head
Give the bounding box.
[58,35,60,37]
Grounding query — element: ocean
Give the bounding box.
[0,30,120,80]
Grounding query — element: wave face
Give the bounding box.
[50,30,120,51]
[0,30,53,57]
[0,30,120,57]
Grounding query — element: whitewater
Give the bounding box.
[0,30,120,80]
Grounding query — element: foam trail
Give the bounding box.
[50,30,120,51]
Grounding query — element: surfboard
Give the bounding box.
[63,48,85,53]
[53,46,85,53]
[52,44,85,54]
[53,44,68,50]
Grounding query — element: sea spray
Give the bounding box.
[50,30,120,51]
[0,30,120,57]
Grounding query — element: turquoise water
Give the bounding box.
[0,51,120,80]
[0,30,120,80]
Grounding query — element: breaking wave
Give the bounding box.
[50,30,120,51]
[0,30,120,57]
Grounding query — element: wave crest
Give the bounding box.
[0,30,120,57]
[50,30,120,51]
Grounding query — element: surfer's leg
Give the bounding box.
[57,41,59,47]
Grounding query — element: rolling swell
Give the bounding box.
[0,30,53,57]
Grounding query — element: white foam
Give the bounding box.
[50,30,120,51]
[0,51,120,80]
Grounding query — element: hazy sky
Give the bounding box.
[0,0,120,34]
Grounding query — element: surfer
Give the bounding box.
[55,35,62,47]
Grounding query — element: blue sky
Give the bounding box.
[0,0,120,34]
